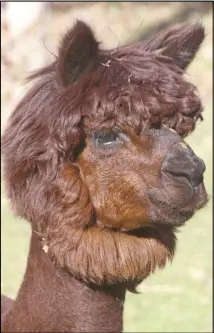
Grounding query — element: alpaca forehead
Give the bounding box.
[83,114,140,135]
[83,97,142,133]
[83,86,160,131]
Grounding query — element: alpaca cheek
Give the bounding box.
[88,181,151,230]
[58,163,94,228]
[76,150,154,229]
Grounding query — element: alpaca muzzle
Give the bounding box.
[161,142,205,187]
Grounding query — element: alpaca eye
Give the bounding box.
[94,130,118,146]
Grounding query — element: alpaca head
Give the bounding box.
[2,21,208,287]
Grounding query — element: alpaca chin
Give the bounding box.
[46,224,176,287]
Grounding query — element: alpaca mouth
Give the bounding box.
[149,169,208,206]
[147,179,208,227]
[162,170,204,191]
[124,223,175,238]
[98,221,175,241]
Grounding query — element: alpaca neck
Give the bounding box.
[2,232,126,333]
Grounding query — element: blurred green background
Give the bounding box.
[1,2,212,332]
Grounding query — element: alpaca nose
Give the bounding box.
[161,142,205,187]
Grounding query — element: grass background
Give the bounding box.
[1,3,212,332]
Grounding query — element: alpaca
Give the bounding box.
[1,20,208,332]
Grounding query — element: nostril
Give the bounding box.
[186,172,204,187]
[197,157,206,174]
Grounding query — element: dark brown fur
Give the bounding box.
[1,21,207,332]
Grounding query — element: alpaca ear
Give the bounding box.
[143,23,205,70]
[57,20,99,86]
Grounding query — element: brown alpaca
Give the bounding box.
[1,20,208,332]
